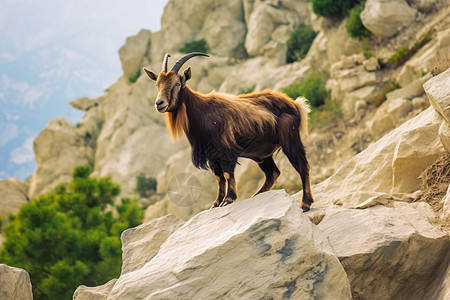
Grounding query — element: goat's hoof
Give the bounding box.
[219,198,234,207]
[301,205,310,212]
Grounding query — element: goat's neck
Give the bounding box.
[179,86,207,138]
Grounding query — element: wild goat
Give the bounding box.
[143,52,314,211]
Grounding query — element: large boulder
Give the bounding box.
[120,214,185,275]
[151,0,246,58]
[361,0,417,38]
[74,215,185,300]
[318,203,450,300]
[118,29,152,83]
[311,106,445,209]
[28,117,94,198]
[106,190,352,299]
[0,264,33,300]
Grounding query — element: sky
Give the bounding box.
[0,0,168,180]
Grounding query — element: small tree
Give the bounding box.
[312,0,360,18]
[136,174,157,197]
[281,72,328,107]
[346,4,371,39]
[0,165,143,300]
[180,39,209,54]
[286,25,318,63]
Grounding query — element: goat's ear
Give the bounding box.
[181,67,191,88]
[143,67,158,81]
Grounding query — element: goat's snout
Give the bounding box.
[155,99,168,113]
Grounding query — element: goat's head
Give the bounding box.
[143,52,209,113]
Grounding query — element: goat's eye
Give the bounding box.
[176,82,181,86]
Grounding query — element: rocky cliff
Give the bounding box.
[9,0,447,212]
[1,0,450,298]
[74,68,450,299]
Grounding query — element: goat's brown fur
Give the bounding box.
[144,55,314,211]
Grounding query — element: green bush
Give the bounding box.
[312,0,360,18]
[128,68,141,83]
[286,25,318,63]
[281,72,328,107]
[179,39,209,54]
[0,165,143,300]
[346,4,371,39]
[136,174,157,197]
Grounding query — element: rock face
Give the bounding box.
[28,116,94,198]
[120,214,185,275]
[361,0,417,37]
[0,178,28,222]
[118,29,152,82]
[318,203,449,300]
[78,191,352,300]
[0,264,33,300]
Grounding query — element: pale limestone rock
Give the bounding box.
[318,202,450,300]
[313,107,443,209]
[439,121,450,153]
[74,279,117,300]
[387,74,431,101]
[387,98,412,122]
[0,264,32,300]
[424,68,450,123]
[412,96,428,110]
[108,191,352,299]
[361,0,417,38]
[28,117,94,198]
[367,97,415,138]
[0,178,28,222]
[392,118,444,193]
[245,3,288,56]
[363,56,380,71]
[121,215,185,275]
[118,29,151,82]
[69,97,99,111]
[244,0,313,58]
[408,0,435,11]
[152,0,245,58]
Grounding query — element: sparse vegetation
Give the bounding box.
[371,80,401,107]
[309,98,343,129]
[282,72,328,107]
[129,68,141,83]
[387,29,435,68]
[136,174,157,197]
[361,41,375,58]
[0,165,143,300]
[239,84,256,94]
[180,39,209,54]
[346,3,371,40]
[286,25,318,63]
[312,0,361,18]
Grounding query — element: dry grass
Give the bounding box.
[417,154,450,213]
[431,50,450,76]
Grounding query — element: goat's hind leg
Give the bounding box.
[252,156,280,197]
[282,141,314,212]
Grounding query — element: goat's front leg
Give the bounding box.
[220,170,238,207]
[211,167,227,208]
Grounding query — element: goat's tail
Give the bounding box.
[294,97,311,138]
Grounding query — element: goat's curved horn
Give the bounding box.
[171,52,209,74]
[162,53,171,72]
